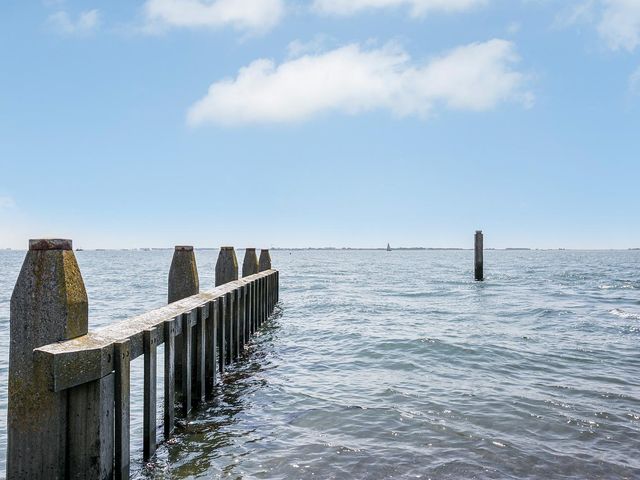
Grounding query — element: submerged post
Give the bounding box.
[242,248,259,277]
[8,239,87,478]
[475,230,484,281]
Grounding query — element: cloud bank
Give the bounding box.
[188,39,532,126]
[143,0,285,33]
[313,0,487,17]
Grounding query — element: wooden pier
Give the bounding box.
[6,240,279,479]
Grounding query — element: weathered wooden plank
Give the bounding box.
[67,374,114,480]
[234,288,241,360]
[243,284,250,344]
[252,280,257,334]
[114,340,130,480]
[163,318,176,439]
[260,277,265,326]
[217,296,226,375]
[181,312,193,416]
[205,300,216,397]
[195,305,206,404]
[143,328,158,461]
[225,291,233,364]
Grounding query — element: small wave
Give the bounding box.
[600,283,637,290]
[610,308,640,320]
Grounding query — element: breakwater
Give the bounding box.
[6,240,278,479]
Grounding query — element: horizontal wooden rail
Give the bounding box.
[34,269,277,393]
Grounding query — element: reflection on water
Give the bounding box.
[1,250,640,479]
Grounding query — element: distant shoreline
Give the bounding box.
[3,247,640,252]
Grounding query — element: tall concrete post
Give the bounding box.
[168,246,199,304]
[168,246,199,403]
[475,231,484,281]
[258,249,272,272]
[216,247,238,286]
[8,239,87,478]
[242,248,259,277]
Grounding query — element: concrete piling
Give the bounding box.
[168,246,200,404]
[243,248,259,277]
[168,246,199,303]
[216,247,239,286]
[475,231,484,281]
[216,247,239,365]
[8,239,91,478]
[259,249,272,272]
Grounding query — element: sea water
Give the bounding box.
[0,249,639,479]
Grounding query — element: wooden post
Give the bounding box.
[234,289,241,360]
[143,327,158,461]
[205,300,217,398]
[163,318,176,439]
[168,246,199,401]
[251,281,257,335]
[217,297,226,375]
[180,312,192,416]
[237,287,245,355]
[475,230,484,281]
[114,340,131,480]
[243,284,250,345]
[194,305,206,404]
[8,239,90,478]
[224,291,234,364]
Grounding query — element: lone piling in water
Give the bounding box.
[475,230,484,281]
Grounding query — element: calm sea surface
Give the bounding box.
[0,249,639,479]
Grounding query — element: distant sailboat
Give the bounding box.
[387,243,392,252]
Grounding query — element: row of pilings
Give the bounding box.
[6,241,279,480]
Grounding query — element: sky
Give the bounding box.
[0,0,639,249]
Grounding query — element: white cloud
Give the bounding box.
[47,9,100,35]
[188,39,533,126]
[312,0,487,17]
[557,1,640,52]
[143,0,285,33]
[0,196,15,209]
[630,65,640,94]
[597,0,640,51]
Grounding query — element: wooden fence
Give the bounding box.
[6,240,279,479]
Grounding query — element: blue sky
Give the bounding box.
[0,0,638,249]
